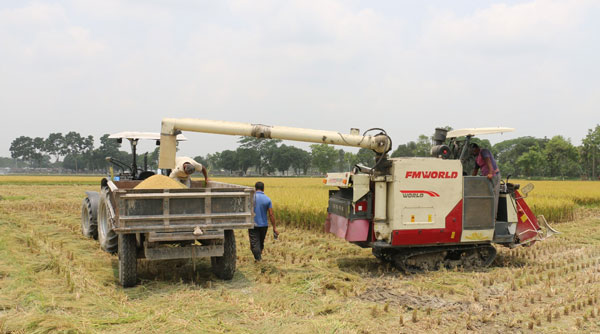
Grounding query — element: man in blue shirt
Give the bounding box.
[249,181,279,261]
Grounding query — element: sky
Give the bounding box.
[1,0,599,157]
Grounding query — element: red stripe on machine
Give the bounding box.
[400,190,440,197]
[391,200,463,246]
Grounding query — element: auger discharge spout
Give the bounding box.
[159,118,391,169]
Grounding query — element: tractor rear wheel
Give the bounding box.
[118,233,137,287]
[211,230,236,280]
[81,192,99,239]
[98,191,118,253]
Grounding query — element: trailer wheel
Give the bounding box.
[81,192,99,239]
[98,191,118,253]
[118,233,137,287]
[211,230,236,280]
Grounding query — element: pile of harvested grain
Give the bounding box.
[134,175,187,189]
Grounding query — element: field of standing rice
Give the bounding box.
[0,175,599,333]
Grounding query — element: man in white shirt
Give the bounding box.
[169,156,209,187]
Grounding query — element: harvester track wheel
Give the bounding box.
[118,233,137,287]
[211,230,236,280]
[98,191,118,254]
[81,192,99,239]
[372,247,392,263]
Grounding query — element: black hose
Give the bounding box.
[361,128,392,172]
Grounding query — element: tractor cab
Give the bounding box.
[107,132,186,181]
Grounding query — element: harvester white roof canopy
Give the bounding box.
[109,132,187,141]
[446,127,515,138]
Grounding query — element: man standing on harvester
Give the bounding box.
[169,156,209,187]
[471,143,501,216]
[249,181,279,261]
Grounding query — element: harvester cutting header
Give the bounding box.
[159,118,557,271]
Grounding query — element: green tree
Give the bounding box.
[289,146,311,175]
[236,147,260,175]
[9,136,34,167]
[206,152,222,171]
[271,144,295,175]
[356,148,376,166]
[219,150,238,174]
[238,137,282,174]
[261,144,279,175]
[544,136,580,178]
[516,145,546,177]
[336,149,346,172]
[415,134,432,157]
[582,125,600,179]
[391,141,417,157]
[192,155,209,168]
[63,131,86,171]
[493,137,547,177]
[97,134,122,158]
[310,144,337,174]
[344,151,359,170]
[97,135,131,173]
[31,137,49,167]
[0,157,17,168]
[44,132,65,163]
[146,147,160,171]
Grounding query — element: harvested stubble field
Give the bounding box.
[0,176,599,333]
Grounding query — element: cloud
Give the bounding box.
[423,0,597,53]
[0,3,66,25]
[0,0,598,157]
[0,3,106,62]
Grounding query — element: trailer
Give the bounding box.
[82,178,254,287]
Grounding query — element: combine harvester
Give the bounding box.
[156,119,558,272]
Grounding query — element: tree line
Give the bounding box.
[8,132,133,172]
[6,125,600,179]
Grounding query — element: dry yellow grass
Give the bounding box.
[0,180,599,333]
[0,175,102,185]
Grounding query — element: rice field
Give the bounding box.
[212,178,600,227]
[0,175,599,333]
[520,180,600,223]
[1,176,596,226]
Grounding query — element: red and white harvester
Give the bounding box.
[158,120,558,271]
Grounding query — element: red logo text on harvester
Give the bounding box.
[405,171,458,179]
[400,190,440,198]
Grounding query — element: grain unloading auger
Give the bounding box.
[159,119,558,272]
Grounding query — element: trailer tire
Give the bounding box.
[118,233,137,287]
[81,192,99,239]
[98,191,118,254]
[211,230,236,280]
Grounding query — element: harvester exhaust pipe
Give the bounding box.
[431,128,450,159]
[433,128,448,145]
[159,118,392,169]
